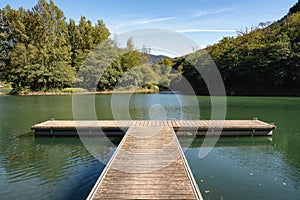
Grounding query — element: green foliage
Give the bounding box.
[120,50,143,71]
[0,0,109,93]
[289,0,300,15]
[76,40,123,91]
[61,88,87,93]
[5,0,299,96]
[145,83,159,92]
[178,3,300,95]
[160,57,173,67]
[151,57,176,88]
[117,65,159,90]
[0,1,182,94]
[8,86,24,95]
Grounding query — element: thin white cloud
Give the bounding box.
[115,17,176,28]
[193,6,236,17]
[177,29,236,33]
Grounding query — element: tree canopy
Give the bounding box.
[0,0,172,94]
[173,1,300,96]
[0,0,110,93]
[1,0,299,96]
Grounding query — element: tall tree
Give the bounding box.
[31,0,74,90]
[0,0,110,92]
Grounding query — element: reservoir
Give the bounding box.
[0,94,299,199]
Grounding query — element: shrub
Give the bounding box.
[145,83,159,92]
[61,88,87,93]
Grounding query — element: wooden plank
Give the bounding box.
[32,120,276,130]
[31,120,275,136]
[87,126,203,200]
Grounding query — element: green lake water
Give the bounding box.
[0,94,299,199]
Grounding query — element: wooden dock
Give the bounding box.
[31,120,275,199]
[87,126,203,200]
[31,120,275,136]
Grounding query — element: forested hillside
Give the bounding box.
[175,0,300,96]
[1,0,299,96]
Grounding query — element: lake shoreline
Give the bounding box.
[16,88,158,96]
[2,88,300,97]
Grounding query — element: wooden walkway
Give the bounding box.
[87,126,203,200]
[31,120,275,199]
[32,120,275,136]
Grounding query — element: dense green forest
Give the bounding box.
[0,0,299,95]
[175,1,300,95]
[0,0,175,94]
[0,0,110,93]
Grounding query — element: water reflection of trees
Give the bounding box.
[2,136,121,183]
[178,135,273,148]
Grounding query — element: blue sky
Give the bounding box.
[1,0,298,48]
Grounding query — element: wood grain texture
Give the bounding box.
[32,120,275,136]
[87,126,203,200]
